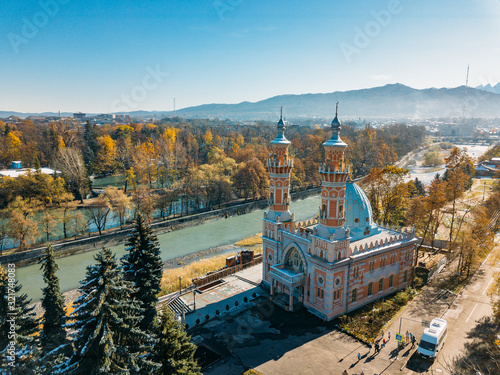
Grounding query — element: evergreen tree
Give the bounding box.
[121,214,163,332]
[38,245,70,369]
[153,307,201,375]
[56,248,159,374]
[0,265,40,374]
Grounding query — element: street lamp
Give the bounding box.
[178,275,182,293]
[483,181,487,201]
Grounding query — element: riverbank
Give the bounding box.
[2,187,320,268]
[30,232,265,317]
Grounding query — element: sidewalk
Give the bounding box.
[329,262,459,375]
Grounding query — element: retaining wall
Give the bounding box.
[1,187,320,267]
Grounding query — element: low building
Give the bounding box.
[475,157,500,178]
[0,161,60,179]
[262,109,417,320]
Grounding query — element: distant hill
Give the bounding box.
[3,84,500,121]
[164,84,500,120]
[476,83,500,95]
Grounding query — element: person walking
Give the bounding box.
[357,352,361,361]
[342,370,348,375]
[375,342,380,353]
[388,331,391,340]
[411,334,416,348]
[382,338,386,347]
[406,331,410,343]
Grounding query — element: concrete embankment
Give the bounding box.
[0,187,321,268]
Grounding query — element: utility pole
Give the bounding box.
[463,64,470,118]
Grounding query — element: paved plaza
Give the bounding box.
[184,261,485,375]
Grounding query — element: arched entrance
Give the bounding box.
[269,246,306,311]
[285,247,305,274]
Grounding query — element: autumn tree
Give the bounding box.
[40,211,59,242]
[57,147,91,203]
[7,197,41,251]
[108,187,132,229]
[234,158,268,201]
[70,211,88,239]
[88,193,112,236]
[362,166,414,226]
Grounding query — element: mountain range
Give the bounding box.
[476,83,500,95]
[3,84,500,121]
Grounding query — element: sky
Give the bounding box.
[1,0,500,113]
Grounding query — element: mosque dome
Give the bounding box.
[344,182,380,240]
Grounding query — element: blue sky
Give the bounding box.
[1,0,499,113]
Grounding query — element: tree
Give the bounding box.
[234,158,268,201]
[57,248,159,374]
[0,209,10,255]
[40,211,59,242]
[88,193,112,235]
[443,147,476,243]
[39,245,70,369]
[362,166,414,226]
[422,151,443,166]
[153,307,201,375]
[70,211,88,240]
[8,209,39,252]
[56,192,77,239]
[0,265,40,373]
[133,187,157,221]
[156,188,179,219]
[105,187,132,229]
[94,135,117,175]
[57,147,90,203]
[121,214,163,332]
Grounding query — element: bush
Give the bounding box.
[252,292,257,298]
[216,309,220,315]
[235,301,239,306]
[196,318,200,325]
[185,324,189,330]
[244,296,248,303]
[226,304,230,311]
[205,314,210,320]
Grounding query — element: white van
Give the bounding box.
[417,318,448,359]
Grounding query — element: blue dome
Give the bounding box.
[345,182,379,240]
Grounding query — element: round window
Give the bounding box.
[335,278,341,286]
[318,276,324,285]
[354,218,359,223]
[268,254,273,261]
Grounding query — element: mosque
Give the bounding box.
[261,107,417,321]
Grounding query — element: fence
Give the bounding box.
[427,256,448,282]
[192,254,263,288]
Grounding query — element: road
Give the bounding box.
[402,250,497,375]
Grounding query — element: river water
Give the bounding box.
[406,144,489,185]
[16,195,321,301]
[15,144,490,302]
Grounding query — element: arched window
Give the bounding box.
[285,248,304,273]
[389,275,394,288]
[379,278,384,292]
[368,282,373,296]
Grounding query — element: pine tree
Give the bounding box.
[56,247,159,374]
[0,265,40,374]
[153,307,201,375]
[39,245,70,370]
[121,214,163,332]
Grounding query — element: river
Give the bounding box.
[406,144,489,185]
[16,195,321,301]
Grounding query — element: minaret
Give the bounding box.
[318,102,349,231]
[267,108,294,220]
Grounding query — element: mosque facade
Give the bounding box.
[261,108,417,321]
